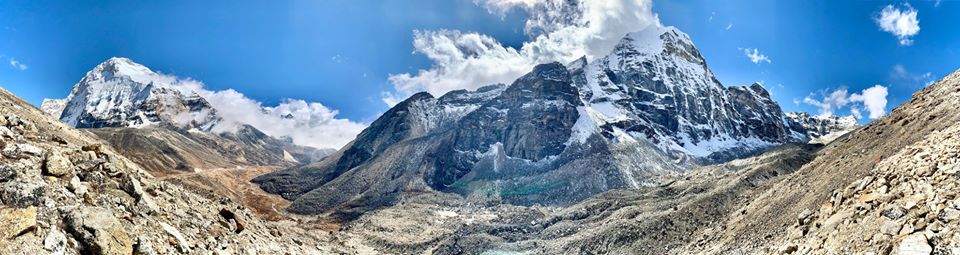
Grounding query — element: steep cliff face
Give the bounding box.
[571,26,799,162]
[256,26,857,216]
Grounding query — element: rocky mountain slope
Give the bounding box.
[41,58,330,174]
[0,87,336,254]
[254,25,858,217]
[692,68,960,253]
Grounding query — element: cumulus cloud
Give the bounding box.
[740,48,771,64]
[849,85,889,119]
[875,4,920,46]
[384,0,660,104]
[802,85,889,120]
[802,88,850,117]
[169,76,365,149]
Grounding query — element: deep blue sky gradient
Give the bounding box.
[0,0,957,122]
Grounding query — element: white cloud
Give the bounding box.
[380,91,404,107]
[170,76,365,149]
[802,85,889,120]
[709,12,715,22]
[384,0,660,104]
[8,58,27,70]
[725,23,733,30]
[802,88,850,117]
[875,4,920,46]
[891,64,935,86]
[849,85,889,119]
[740,48,771,64]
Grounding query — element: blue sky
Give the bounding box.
[0,0,957,124]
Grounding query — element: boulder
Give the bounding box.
[0,180,46,207]
[64,207,133,255]
[2,143,44,159]
[218,208,245,234]
[44,152,74,177]
[159,222,190,253]
[44,226,67,255]
[0,206,37,239]
[897,233,932,255]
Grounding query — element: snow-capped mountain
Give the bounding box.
[254,26,858,215]
[571,26,799,162]
[784,111,860,144]
[43,57,220,131]
[40,57,332,171]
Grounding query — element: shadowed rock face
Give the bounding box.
[254,27,858,217]
[430,63,583,189]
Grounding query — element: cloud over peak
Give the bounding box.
[168,75,365,149]
[875,3,920,46]
[384,0,660,105]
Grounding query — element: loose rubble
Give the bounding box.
[775,123,960,253]
[0,88,331,254]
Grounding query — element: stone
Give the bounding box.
[43,152,74,177]
[881,220,901,235]
[137,195,160,216]
[0,180,46,207]
[4,115,21,126]
[2,143,44,159]
[64,207,133,255]
[160,222,190,253]
[882,207,904,220]
[44,226,67,255]
[134,236,158,255]
[0,206,37,239]
[939,207,960,222]
[219,208,245,234]
[81,144,102,154]
[821,211,850,231]
[0,165,16,182]
[121,174,145,199]
[0,115,7,126]
[68,175,88,197]
[778,243,798,254]
[797,208,814,225]
[897,233,932,255]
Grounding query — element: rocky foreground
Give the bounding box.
[0,87,340,254]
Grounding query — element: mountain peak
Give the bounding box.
[84,57,159,85]
[46,57,220,130]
